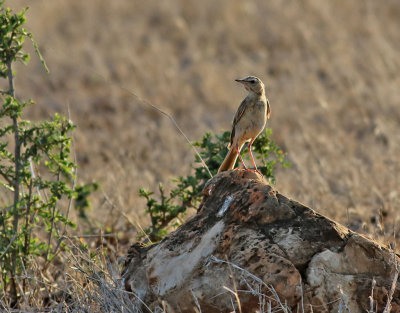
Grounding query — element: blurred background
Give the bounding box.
[8,0,400,247]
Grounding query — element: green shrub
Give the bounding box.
[139,129,290,242]
[0,2,95,306]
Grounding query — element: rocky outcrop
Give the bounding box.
[122,170,400,313]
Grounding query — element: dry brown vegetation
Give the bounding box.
[3,0,400,310]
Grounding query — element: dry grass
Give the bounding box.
[7,0,400,243]
[2,0,400,311]
[0,236,141,312]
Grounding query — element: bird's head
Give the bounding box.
[235,76,265,95]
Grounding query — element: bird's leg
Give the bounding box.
[235,144,248,170]
[248,140,257,169]
[248,140,262,175]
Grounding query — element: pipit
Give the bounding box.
[218,76,270,173]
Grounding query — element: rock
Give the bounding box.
[122,170,400,313]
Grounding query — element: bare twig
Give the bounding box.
[223,286,242,313]
[368,277,376,313]
[22,178,33,293]
[191,289,202,313]
[50,103,78,265]
[225,255,242,313]
[0,168,13,186]
[102,190,154,244]
[383,254,400,313]
[46,120,68,262]
[210,255,290,313]
[338,285,351,313]
[228,295,237,313]
[119,84,213,178]
[7,56,21,305]
[64,102,77,224]
[0,233,18,260]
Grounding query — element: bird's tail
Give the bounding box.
[218,144,240,173]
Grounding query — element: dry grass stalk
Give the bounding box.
[383,253,400,313]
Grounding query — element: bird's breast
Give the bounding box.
[234,101,267,141]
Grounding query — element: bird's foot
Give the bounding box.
[246,168,263,176]
[233,166,247,171]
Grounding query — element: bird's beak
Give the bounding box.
[235,78,246,84]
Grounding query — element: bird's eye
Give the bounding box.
[251,80,256,84]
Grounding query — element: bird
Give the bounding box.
[218,76,270,173]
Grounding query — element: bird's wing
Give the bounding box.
[230,97,249,145]
[266,99,271,119]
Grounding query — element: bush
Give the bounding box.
[0,3,95,306]
[139,129,290,242]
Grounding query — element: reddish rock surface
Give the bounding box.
[122,170,400,312]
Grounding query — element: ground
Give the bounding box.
[6,0,400,248]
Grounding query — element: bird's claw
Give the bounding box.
[245,168,263,176]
